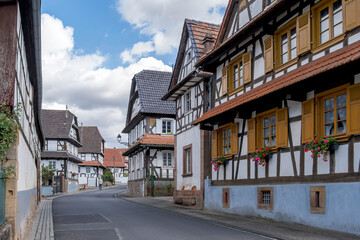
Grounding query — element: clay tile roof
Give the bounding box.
[103,148,127,168]
[78,126,104,154]
[194,41,360,125]
[186,19,220,57]
[122,134,174,156]
[78,161,105,168]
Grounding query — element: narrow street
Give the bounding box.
[52,186,273,240]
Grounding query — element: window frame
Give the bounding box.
[49,161,56,170]
[310,186,326,214]
[228,54,244,95]
[312,0,345,50]
[81,153,86,161]
[219,123,232,156]
[162,120,172,134]
[86,167,91,174]
[316,84,349,140]
[183,144,192,176]
[162,152,172,167]
[274,18,298,69]
[185,91,192,113]
[256,108,278,149]
[257,187,274,211]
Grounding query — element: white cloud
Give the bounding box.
[117,0,227,61]
[41,14,171,148]
[120,41,155,63]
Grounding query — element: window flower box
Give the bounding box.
[305,138,338,162]
[249,147,272,166]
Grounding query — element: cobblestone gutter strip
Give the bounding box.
[29,200,54,240]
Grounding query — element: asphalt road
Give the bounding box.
[52,186,274,240]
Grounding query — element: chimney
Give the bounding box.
[202,33,215,54]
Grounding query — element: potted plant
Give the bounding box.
[304,138,338,162]
[211,155,227,171]
[249,147,272,166]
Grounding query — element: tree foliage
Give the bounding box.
[102,169,114,183]
[42,165,55,186]
[0,104,20,160]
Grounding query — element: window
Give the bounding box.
[162,120,172,134]
[257,187,274,210]
[211,123,238,159]
[49,161,56,170]
[222,188,230,208]
[221,127,232,155]
[183,145,192,175]
[313,0,343,47]
[310,186,325,214]
[276,23,297,67]
[57,141,66,151]
[224,52,252,95]
[115,168,119,173]
[322,92,347,136]
[163,153,172,167]
[44,140,48,150]
[81,154,86,161]
[86,167,91,173]
[91,154,98,161]
[247,108,288,153]
[185,91,191,112]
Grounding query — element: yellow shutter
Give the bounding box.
[264,36,273,73]
[343,0,360,32]
[221,66,228,96]
[243,52,252,84]
[297,11,311,55]
[211,130,218,159]
[276,107,288,148]
[302,99,315,143]
[348,84,360,134]
[231,123,238,155]
[247,118,256,153]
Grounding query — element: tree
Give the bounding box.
[42,165,55,186]
[102,169,114,183]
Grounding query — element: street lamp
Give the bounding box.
[117,134,129,146]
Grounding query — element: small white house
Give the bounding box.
[103,148,128,184]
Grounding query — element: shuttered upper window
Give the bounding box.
[211,123,238,158]
[275,20,297,67]
[222,52,252,96]
[313,0,343,47]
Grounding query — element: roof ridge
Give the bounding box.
[185,18,220,27]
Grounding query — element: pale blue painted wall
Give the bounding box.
[17,187,37,231]
[41,186,53,196]
[68,181,78,193]
[204,179,360,235]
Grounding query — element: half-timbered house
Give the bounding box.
[0,1,44,238]
[162,19,219,208]
[193,0,360,235]
[78,126,106,188]
[122,70,176,197]
[41,109,82,193]
[103,148,129,184]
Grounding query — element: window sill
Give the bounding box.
[311,34,346,54]
[182,173,193,178]
[274,57,298,73]
[228,86,244,97]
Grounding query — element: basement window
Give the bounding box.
[310,186,326,214]
[257,187,274,211]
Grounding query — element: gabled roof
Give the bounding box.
[123,70,175,133]
[41,109,81,145]
[122,134,174,156]
[78,126,104,154]
[194,40,360,125]
[103,148,127,168]
[78,161,105,168]
[164,19,219,100]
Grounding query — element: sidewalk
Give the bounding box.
[117,193,360,240]
[27,184,124,240]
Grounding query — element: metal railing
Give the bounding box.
[0,172,6,226]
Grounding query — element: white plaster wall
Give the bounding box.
[176,126,201,190]
[226,161,233,180]
[354,142,360,173]
[290,121,302,147]
[318,157,330,175]
[250,0,262,18]
[304,152,313,176]
[48,140,57,151]
[269,153,277,177]
[238,160,247,179]
[258,164,266,178]
[17,133,37,191]
[280,152,294,176]
[254,57,264,80]
[335,144,348,173]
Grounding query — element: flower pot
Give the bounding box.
[329,143,339,151]
[264,153,273,161]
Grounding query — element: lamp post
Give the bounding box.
[117,134,129,147]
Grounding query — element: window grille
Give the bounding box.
[263,191,271,205]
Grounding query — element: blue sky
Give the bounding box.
[40,0,227,147]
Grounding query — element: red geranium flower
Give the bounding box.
[314,140,318,143]
[263,154,266,157]
[266,147,269,151]
[305,149,308,152]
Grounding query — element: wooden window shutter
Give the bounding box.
[301,99,315,143]
[243,52,252,84]
[348,84,360,134]
[231,123,238,155]
[343,0,360,32]
[276,107,288,148]
[247,118,256,153]
[211,130,218,159]
[264,36,273,73]
[221,66,228,96]
[297,12,311,55]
